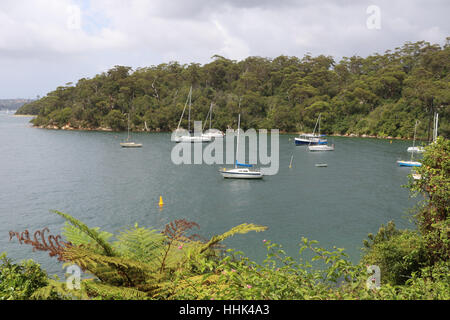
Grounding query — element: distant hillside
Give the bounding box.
[0,99,34,111]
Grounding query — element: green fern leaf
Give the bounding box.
[52,210,116,257]
[200,223,267,253]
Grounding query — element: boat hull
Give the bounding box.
[308,145,334,151]
[315,163,328,167]
[219,169,263,179]
[397,160,422,167]
[120,143,142,148]
[174,135,212,143]
[294,138,327,146]
[407,147,425,153]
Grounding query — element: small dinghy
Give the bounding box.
[315,163,328,167]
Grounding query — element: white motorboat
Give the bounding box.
[308,144,334,152]
[315,163,328,167]
[219,167,263,179]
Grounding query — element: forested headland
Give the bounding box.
[17,39,450,140]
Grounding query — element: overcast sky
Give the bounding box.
[0,0,448,98]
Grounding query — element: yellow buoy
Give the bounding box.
[159,196,164,207]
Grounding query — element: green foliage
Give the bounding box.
[113,223,166,264]
[407,137,450,263]
[17,40,449,138]
[360,139,449,288]
[10,211,267,300]
[0,253,59,300]
[362,223,428,285]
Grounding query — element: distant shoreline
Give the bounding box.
[29,123,427,141]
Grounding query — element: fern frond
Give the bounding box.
[60,245,157,285]
[52,210,115,257]
[159,273,223,299]
[83,280,149,300]
[62,222,113,252]
[113,223,165,267]
[31,279,89,300]
[200,223,267,253]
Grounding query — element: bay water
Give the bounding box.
[0,114,420,276]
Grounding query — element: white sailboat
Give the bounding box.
[407,120,425,153]
[173,86,212,143]
[397,120,421,167]
[201,102,224,139]
[219,113,263,179]
[120,113,142,148]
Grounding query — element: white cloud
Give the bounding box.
[0,0,448,98]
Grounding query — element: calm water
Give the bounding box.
[0,114,419,276]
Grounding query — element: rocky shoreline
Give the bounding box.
[31,123,424,141]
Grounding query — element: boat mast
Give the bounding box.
[312,114,320,136]
[411,120,418,161]
[127,113,130,141]
[434,113,439,142]
[318,114,321,137]
[202,102,213,131]
[176,88,190,130]
[188,86,192,133]
[209,102,212,130]
[236,113,241,169]
[235,98,242,169]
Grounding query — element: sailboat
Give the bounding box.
[120,113,142,148]
[295,114,327,146]
[201,102,224,139]
[407,120,425,153]
[173,86,212,143]
[306,114,334,151]
[397,120,421,167]
[219,113,263,179]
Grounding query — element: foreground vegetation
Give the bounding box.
[17,40,449,139]
[1,138,448,300]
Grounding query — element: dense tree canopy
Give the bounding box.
[17,40,450,139]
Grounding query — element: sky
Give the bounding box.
[0,0,448,98]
